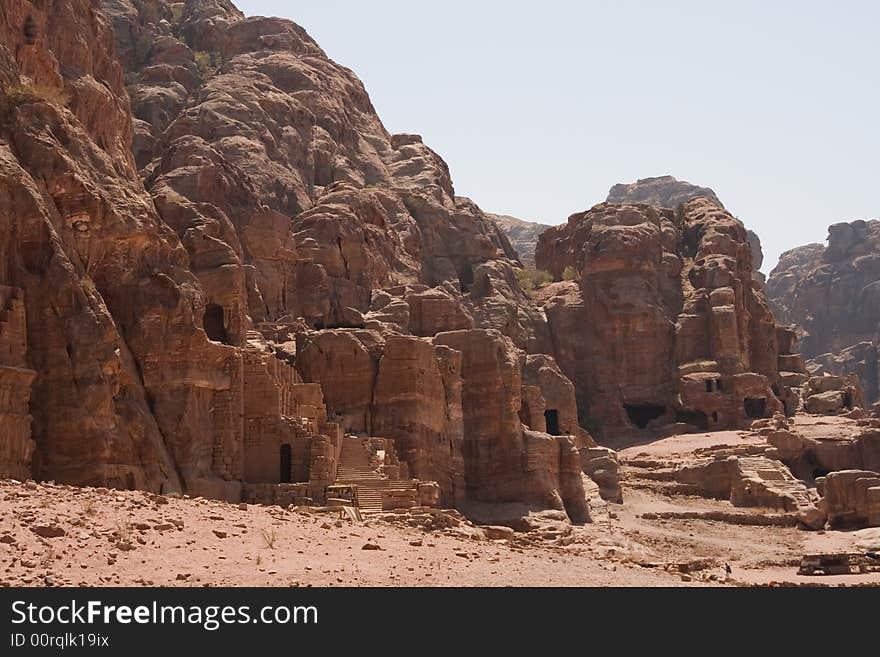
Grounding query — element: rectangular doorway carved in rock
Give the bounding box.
[204,303,231,344]
[544,409,560,435]
[280,444,292,484]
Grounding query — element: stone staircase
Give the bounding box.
[336,437,383,483]
[733,456,818,513]
[622,451,819,521]
[335,437,418,513]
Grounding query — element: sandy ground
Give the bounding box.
[2,420,878,588]
[616,425,880,587]
[0,479,697,587]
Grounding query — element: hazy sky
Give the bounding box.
[236,1,878,272]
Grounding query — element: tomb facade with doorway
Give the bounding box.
[537,198,807,444]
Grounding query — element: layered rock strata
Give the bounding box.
[0,0,591,520]
[767,220,880,403]
[535,199,803,443]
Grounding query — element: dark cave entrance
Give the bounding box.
[676,410,709,431]
[204,304,230,344]
[544,409,561,436]
[624,404,666,430]
[743,397,767,419]
[843,392,853,409]
[457,263,474,293]
[280,444,292,484]
[23,16,37,45]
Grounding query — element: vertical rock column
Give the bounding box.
[0,286,36,479]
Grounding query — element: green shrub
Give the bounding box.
[3,82,70,110]
[170,3,185,25]
[562,265,578,281]
[515,267,553,292]
[194,51,221,81]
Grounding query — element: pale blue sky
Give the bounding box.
[236,1,878,272]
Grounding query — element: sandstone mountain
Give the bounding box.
[0,1,830,526]
[488,214,548,268]
[0,0,594,522]
[492,175,765,275]
[534,198,804,445]
[767,220,880,402]
[605,175,764,274]
[607,175,723,209]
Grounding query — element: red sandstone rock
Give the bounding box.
[604,175,764,276]
[536,199,798,444]
[818,470,880,528]
[488,214,547,268]
[0,0,595,522]
[767,220,880,403]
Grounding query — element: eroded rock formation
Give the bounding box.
[606,175,722,210]
[488,214,548,268]
[605,175,764,276]
[535,199,802,444]
[0,287,36,480]
[0,0,591,521]
[767,220,880,403]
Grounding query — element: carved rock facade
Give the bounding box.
[535,199,802,444]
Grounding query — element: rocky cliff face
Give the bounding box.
[0,0,214,490]
[0,0,590,518]
[606,175,722,209]
[488,214,548,268]
[767,220,880,402]
[605,175,764,275]
[493,175,766,278]
[535,198,802,444]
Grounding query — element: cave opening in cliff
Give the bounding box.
[743,397,767,419]
[705,380,713,393]
[457,263,474,293]
[676,410,709,431]
[843,392,853,409]
[280,444,292,484]
[23,16,37,45]
[624,404,666,429]
[544,409,561,435]
[204,304,230,344]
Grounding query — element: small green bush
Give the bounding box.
[170,3,185,25]
[562,265,578,281]
[194,51,221,81]
[515,267,553,292]
[3,82,70,110]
